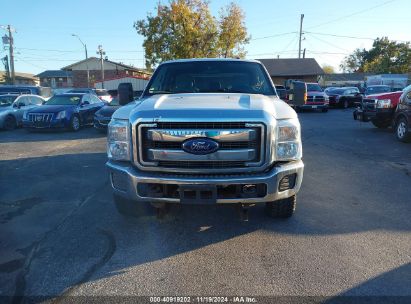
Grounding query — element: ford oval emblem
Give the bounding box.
[182,138,219,155]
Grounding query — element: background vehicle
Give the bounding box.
[327,87,362,108]
[94,98,121,131]
[0,85,52,99]
[366,74,407,92]
[67,88,112,103]
[393,85,411,142]
[353,90,403,128]
[0,94,45,130]
[107,59,304,220]
[287,82,328,112]
[23,93,104,131]
[364,85,391,96]
[324,87,339,95]
[275,85,287,100]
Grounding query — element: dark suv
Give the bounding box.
[327,87,361,108]
[393,85,411,142]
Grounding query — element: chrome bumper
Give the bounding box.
[106,160,304,204]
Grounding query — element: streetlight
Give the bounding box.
[72,34,90,88]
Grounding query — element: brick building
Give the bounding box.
[61,57,150,88]
[35,70,73,88]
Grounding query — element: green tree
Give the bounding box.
[340,37,411,74]
[322,64,335,74]
[217,2,250,58]
[134,0,250,69]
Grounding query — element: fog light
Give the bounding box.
[279,174,297,192]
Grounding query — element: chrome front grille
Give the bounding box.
[135,122,265,172]
[362,99,377,110]
[28,113,54,123]
[307,95,325,102]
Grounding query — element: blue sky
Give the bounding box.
[1,0,409,74]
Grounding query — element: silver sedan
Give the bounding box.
[0,94,45,130]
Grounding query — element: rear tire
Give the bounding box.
[4,115,17,130]
[395,117,411,143]
[265,195,296,219]
[371,120,391,129]
[113,194,153,218]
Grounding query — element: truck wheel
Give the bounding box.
[395,117,411,143]
[371,120,390,129]
[4,115,17,130]
[265,195,296,219]
[113,194,152,218]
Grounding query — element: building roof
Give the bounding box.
[0,71,38,80]
[61,57,145,72]
[257,58,324,77]
[324,73,372,82]
[35,70,73,78]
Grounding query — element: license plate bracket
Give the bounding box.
[179,184,217,204]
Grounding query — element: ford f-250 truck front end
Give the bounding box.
[106,59,304,219]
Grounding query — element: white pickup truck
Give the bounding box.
[106,59,304,219]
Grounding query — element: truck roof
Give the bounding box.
[161,58,261,65]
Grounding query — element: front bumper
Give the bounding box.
[353,108,394,122]
[298,103,328,110]
[22,118,68,129]
[106,160,304,204]
[94,117,111,129]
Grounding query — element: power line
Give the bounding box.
[250,31,297,41]
[305,31,375,41]
[306,0,397,29]
[306,33,351,53]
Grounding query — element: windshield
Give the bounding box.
[144,61,275,96]
[95,90,109,96]
[0,95,18,106]
[329,89,346,95]
[109,98,120,106]
[366,86,390,95]
[45,95,82,105]
[307,84,322,92]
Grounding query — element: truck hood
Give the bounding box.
[112,93,297,122]
[307,91,325,97]
[366,91,402,99]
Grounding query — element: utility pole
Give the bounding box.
[72,34,89,88]
[303,48,306,59]
[7,25,15,84]
[298,14,304,59]
[97,45,106,89]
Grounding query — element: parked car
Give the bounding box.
[23,93,104,131]
[324,87,339,96]
[393,84,411,142]
[0,85,52,99]
[107,58,304,219]
[94,98,121,131]
[327,87,362,108]
[364,85,391,96]
[275,85,287,100]
[353,90,403,128]
[0,94,45,130]
[304,82,329,112]
[67,88,112,103]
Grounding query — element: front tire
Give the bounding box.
[4,115,17,130]
[342,99,349,109]
[70,115,81,132]
[371,119,391,129]
[395,117,411,143]
[265,195,296,219]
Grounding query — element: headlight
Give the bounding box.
[275,119,302,161]
[376,99,391,109]
[56,111,66,119]
[107,119,130,161]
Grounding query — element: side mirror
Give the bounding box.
[118,83,134,106]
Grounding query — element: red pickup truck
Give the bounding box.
[353,91,403,128]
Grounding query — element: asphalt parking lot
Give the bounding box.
[0,109,410,302]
